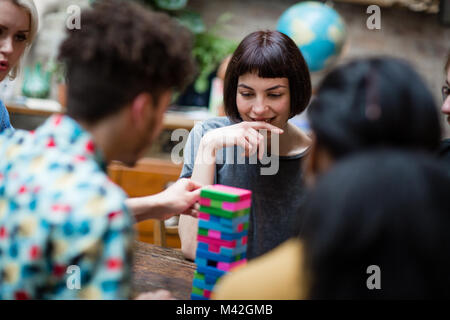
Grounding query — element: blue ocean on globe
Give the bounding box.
[277,1,346,72]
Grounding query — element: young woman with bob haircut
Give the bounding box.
[178,30,312,261]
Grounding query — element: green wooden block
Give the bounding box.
[198,228,208,236]
[210,199,223,209]
[192,286,204,296]
[200,188,241,202]
[199,205,250,219]
[194,271,205,281]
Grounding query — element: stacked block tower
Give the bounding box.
[191,184,252,300]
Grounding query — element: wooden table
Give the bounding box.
[132,240,196,300]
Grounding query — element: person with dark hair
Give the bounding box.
[0,0,200,299]
[438,51,450,161]
[304,57,441,184]
[178,30,312,261]
[214,150,450,299]
[212,57,444,299]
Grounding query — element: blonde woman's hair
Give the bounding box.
[7,0,39,79]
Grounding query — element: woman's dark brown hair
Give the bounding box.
[223,30,312,122]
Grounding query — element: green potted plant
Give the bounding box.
[88,0,236,107]
[139,0,237,107]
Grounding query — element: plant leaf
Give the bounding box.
[154,0,187,11]
[175,10,205,34]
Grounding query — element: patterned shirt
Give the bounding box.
[0,115,135,299]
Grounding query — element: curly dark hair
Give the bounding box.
[58,0,195,123]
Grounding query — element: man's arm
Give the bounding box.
[126,178,201,223]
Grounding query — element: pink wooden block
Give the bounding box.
[217,260,247,271]
[242,236,248,245]
[222,199,251,211]
[204,290,211,299]
[198,235,236,248]
[231,259,247,270]
[208,230,221,239]
[237,223,244,232]
[208,243,220,253]
[198,212,210,221]
[199,198,211,206]
[217,262,232,271]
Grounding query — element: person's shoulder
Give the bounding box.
[254,238,302,265]
[0,128,33,158]
[41,157,130,222]
[0,127,30,143]
[198,116,234,132]
[212,238,303,300]
[63,161,128,204]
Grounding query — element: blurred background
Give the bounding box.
[1,0,449,133]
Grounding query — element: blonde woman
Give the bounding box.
[0,0,39,131]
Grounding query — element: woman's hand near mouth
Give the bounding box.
[201,121,283,161]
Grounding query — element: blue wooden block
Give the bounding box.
[191,293,209,300]
[193,278,215,291]
[196,247,246,263]
[198,227,248,240]
[194,269,220,285]
[220,230,248,240]
[205,274,220,285]
[200,213,249,227]
[219,214,249,227]
[209,214,221,223]
[220,245,247,256]
[198,242,209,251]
[198,265,226,278]
[197,240,247,257]
[195,257,207,266]
[199,219,240,233]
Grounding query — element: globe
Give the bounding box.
[277,1,346,72]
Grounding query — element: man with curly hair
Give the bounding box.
[0,0,199,299]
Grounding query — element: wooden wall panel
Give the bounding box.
[108,159,182,248]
